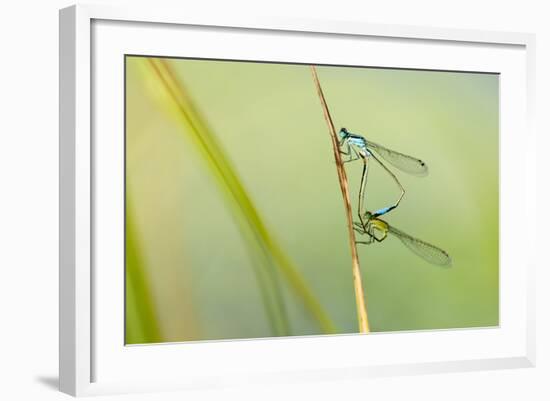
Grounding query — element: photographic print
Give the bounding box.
[125,56,499,344]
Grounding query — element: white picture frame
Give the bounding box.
[59,4,536,397]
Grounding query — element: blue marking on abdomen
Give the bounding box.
[374,206,392,215]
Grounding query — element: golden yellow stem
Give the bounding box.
[310,65,370,333]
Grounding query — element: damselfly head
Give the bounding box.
[363,211,373,220]
[338,128,349,139]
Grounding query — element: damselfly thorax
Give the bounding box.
[364,218,389,242]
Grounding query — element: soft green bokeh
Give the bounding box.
[125,56,499,343]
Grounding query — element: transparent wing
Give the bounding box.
[388,225,452,267]
[367,141,429,176]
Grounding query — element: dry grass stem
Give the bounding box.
[310,65,370,333]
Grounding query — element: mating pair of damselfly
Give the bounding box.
[338,127,451,267]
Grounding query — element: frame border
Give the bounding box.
[59,4,536,396]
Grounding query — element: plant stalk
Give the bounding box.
[310,65,370,333]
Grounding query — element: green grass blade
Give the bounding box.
[125,200,163,344]
[141,57,336,335]
[144,58,290,336]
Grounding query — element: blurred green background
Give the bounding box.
[125,56,499,344]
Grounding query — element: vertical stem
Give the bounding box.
[310,66,370,333]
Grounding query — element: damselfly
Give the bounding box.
[338,127,429,230]
[353,211,452,267]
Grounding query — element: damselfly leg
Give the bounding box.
[338,127,426,226]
